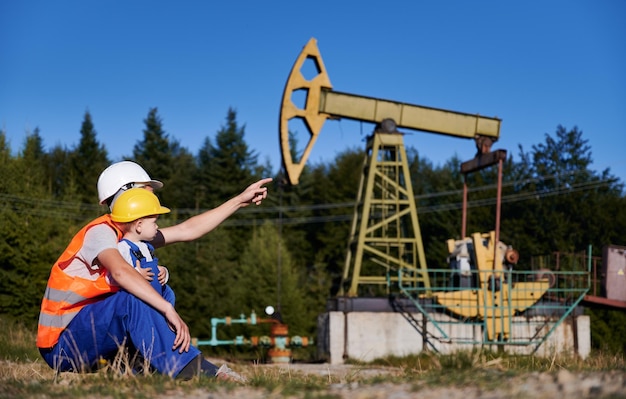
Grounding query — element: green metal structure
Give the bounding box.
[394,259,590,351]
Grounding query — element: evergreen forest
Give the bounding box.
[1,107,625,357]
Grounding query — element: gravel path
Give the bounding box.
[161,361,626,399]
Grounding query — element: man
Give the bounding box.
[38,161,271,380]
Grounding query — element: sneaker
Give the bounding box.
[215,364,248,383]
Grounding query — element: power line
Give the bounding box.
[0,174,615,227]
[215,178,614,226]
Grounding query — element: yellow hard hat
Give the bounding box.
[110,187,170,223]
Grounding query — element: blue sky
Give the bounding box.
[1,1,625,185]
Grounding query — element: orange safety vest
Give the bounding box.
[37,215,123,349]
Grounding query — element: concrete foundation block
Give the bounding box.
[317,311,591,364]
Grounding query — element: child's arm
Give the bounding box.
[157,265,169,286]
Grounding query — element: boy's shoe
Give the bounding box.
[215,364,248,383]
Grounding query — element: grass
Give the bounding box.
[1,316,625,398]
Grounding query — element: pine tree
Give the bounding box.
[70,111,110,204]
[164,142,198,210]
[0,128,81,324]
[306,148,362,295]
[18,128,47,196]
[161,222,238,338]
[194,108,262,258]
[409,149,465,269]
[203,108,258,208]
[511,125,624,255]
[194,137,214,210]
[272,130,315,270]
[0,130,16,194]
[232,222,310,335]
[132,107,197,209]
[133,108,171,178]
[45,145,71,199]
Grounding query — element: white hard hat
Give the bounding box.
[97,161,163,204]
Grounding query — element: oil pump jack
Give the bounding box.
[280,38,558,343]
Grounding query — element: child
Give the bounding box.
[109,187,247,382]
[110,187,175,304]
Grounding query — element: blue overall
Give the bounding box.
[40,290,201,377]
[122,239,176,306]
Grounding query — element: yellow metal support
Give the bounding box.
[339,132,431,297]
[432,231,551,340]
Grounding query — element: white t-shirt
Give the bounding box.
[117,240,155,265]
[62,224,118,281]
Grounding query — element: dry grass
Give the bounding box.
[2,316,625,398]
[0,358,51,380]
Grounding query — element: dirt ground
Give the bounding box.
[197,358,626,399]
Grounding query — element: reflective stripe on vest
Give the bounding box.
[37,215,123,349]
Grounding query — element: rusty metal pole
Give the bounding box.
[493,158,503,269]
[460,149,507,270]
[462,174,468,238]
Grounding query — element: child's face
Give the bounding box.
[136,216,159,241]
